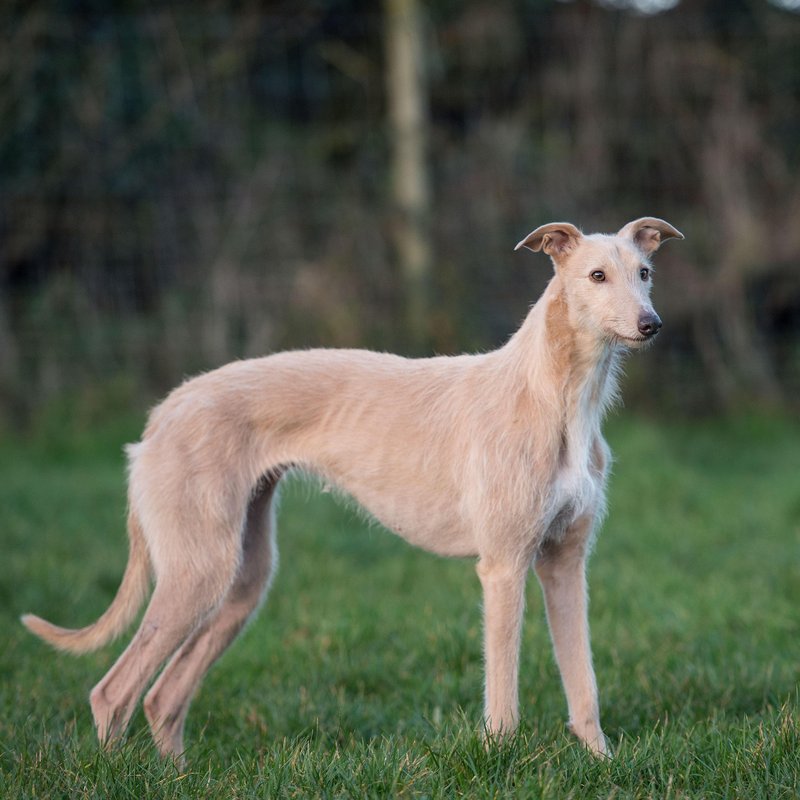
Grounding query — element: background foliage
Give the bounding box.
[1,0,799,426]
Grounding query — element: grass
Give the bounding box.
[1,414,798,798]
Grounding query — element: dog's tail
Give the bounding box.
[21,511,151,655]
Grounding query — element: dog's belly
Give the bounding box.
[325,472,478,558]
[312,454,477,556]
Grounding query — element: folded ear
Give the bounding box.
[514,222,583,261]
[617,217,684,256]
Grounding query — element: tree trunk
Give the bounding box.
[385,0,432,350]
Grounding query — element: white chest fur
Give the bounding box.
[544,347,617,540]
[548,428,606,537]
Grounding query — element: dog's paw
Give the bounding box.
[568,720,612,759]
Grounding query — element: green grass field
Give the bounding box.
[1,416,798,798]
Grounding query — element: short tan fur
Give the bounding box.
[23,217,683,762]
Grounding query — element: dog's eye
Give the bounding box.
[590,270,606,283]
[639,267,650,281]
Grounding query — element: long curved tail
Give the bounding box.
[21,511,151,655]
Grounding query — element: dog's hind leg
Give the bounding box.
[533,517,609,757]
[143,478,279,759]
[89,512,245,748]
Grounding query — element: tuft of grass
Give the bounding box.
[1,415,799,797]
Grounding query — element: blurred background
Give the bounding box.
[1,0,799,430]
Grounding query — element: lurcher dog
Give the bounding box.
[23,218,682,761]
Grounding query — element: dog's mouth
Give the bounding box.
[614,333,657,349]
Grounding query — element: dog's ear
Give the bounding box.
[514,223,583,261]
[617,217,684,256]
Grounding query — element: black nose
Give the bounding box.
[638,312,662,337]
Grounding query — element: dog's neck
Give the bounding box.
[505,276,622,435]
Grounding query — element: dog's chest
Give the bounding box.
[546,428,606,538]
[542,358,614,536]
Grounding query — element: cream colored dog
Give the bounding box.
[23,218,682,761]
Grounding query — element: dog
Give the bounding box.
[23,217,682,761]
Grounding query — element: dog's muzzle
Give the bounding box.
[637,312,662,338]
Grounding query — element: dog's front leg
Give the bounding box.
[476,559,528,737]
[533,518,609,757]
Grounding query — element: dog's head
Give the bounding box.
[515,218,683,348]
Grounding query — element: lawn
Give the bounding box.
[1,415,798,798]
